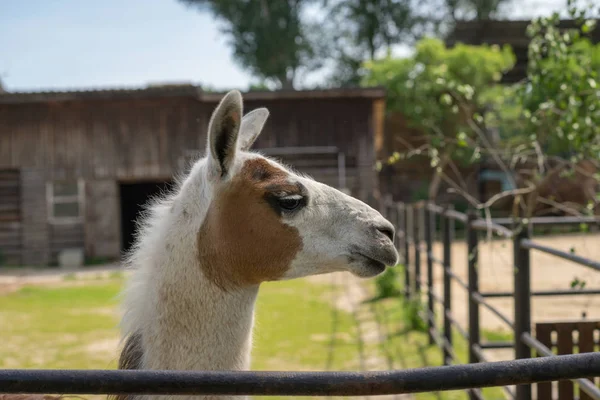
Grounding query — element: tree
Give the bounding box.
[321,0,513,87]
[364,0,600,219]
[362,37,515,200]
[179,0,323,89]
[322,0,425,87]
[446,0,509,21]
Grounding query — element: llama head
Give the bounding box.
[191,90,399,290]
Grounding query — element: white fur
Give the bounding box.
[119,90,399,400]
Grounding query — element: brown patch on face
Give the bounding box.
[197,158,304,290]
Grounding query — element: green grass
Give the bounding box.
[0,269,512,400]
[0,275,359,400]
[0,279,123,370]
[368,295,508,400]
[253,281,358,373]
[362,265,510,400]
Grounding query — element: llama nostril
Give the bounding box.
[376,225,395,241]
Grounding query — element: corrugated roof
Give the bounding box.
[0,84,386,104]
[0,84,202,104]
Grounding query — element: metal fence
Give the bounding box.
[2,205,600,398]
[384,199,600,400]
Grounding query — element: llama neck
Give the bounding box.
[121,174,260,373]
[137,263,259,372]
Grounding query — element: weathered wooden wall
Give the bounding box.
[0,88,383,265]
[20,168,49,266]
[0,169,21,265]
[0,98,206,180]
[0,93,380,196]
[85,180,121,259]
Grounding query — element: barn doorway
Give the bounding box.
[119,180,174,254]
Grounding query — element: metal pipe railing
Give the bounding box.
[521,238,600,272]
[2,353,600,397]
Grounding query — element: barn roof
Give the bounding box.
[0,84,386,104]
[445,18,600,83]
[446,18,600,46]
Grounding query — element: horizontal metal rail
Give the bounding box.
[521,238,600,272]
[481,288,600,298]
[471,292,515,329]
[2,353,600,397]
[431,291,444,305]
[472,344,488,362]
[470,219,513,237]
[428,204,468,223]
[480,342,513,350]
[493,216,600,226]
[430,254,444,266]
[445,309,469,341]
[521,333,600,400]
[429,327,458,362]
[446,268,469,291]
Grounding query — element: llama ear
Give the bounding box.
[207,90,243,178]
[238,108,269,151]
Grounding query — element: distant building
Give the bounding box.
[445,19,600,83]
[0,85,385,266]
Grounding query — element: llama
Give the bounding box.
[116,90,400,400]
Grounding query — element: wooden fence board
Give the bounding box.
[536,321,600,400]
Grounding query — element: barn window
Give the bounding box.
[47,179,85,224]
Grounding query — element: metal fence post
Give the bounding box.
[398,203,410,300]
[424,202,434,345]
[514,225,532,400]
[467,211,480,400]
[442,209,453,366]
[405,204,412,299]
[413,205,422,295]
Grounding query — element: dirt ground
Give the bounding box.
[425,232,600,362]
[430,233,600,325]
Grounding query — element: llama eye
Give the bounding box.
[277,196,303,211]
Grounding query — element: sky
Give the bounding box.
[0,0,570,92]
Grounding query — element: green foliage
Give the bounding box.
[374,266,402,299]
[178,0,515,89]
[323,0,417,86]
[179,0,323,89]
[364,1,600,217]
[570,276,587,290]
[515,2,600,160]
[362,37,515,166]
[403,298,428,333]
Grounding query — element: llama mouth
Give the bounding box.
[348,252,389,275]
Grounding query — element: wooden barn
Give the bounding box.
[445,18,600,83]
[0,85,385,267]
